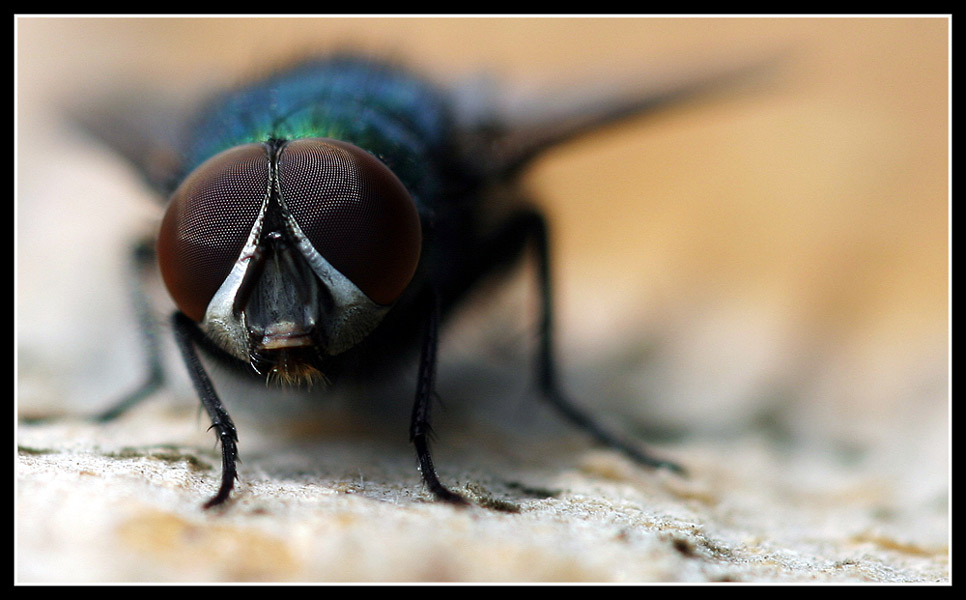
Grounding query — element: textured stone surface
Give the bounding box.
[16,397,948,582]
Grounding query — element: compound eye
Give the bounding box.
[157,143,271,322]
[277,138,422,305]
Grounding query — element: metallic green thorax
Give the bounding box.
[183,56,455,206]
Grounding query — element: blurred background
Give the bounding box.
[17,17,948,506]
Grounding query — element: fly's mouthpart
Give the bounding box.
[249,345,329,389]
[257,320,316,350]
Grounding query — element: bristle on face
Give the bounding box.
[251,348,329,388]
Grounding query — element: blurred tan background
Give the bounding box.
[16,17,948,582]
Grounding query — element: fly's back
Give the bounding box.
[181,57,455,204]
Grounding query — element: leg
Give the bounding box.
[525,212,685,474]
[95,238,165,421]
[410,288,467,504]
[171,312,240,508]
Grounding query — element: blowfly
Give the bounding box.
[82,55,761,508]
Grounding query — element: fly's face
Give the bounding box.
[156,138,423,384]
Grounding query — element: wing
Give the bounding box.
[449,54,786,180]
[64,85,207,198]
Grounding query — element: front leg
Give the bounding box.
[409,288,467,504]
[171,312,240,508]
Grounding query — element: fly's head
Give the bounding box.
[156,138,422,385]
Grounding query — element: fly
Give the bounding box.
[83,54,765,508]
